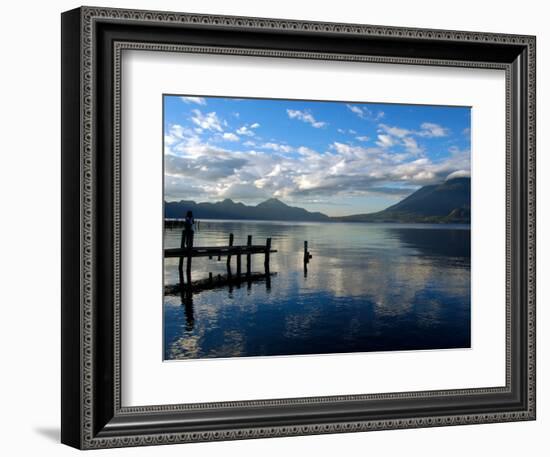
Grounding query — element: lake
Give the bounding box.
[163,220,470,360]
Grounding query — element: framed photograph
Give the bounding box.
[61,6,536,449]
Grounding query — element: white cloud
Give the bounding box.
[261,142,293,153]
[411,170,436,181]
[164,118,469,205]
[222,132,239,142]
[338,128,357,135]
[378,124,411,138]
[190,109,224,132]
[402,137,423,155]
[180,96,206,105]
[219,182,268,200]
[418,122,449,138]
[287,109,327,128]
[165,153,248,181]
[376,134,395,149]
[378,122,450,142]
[346,104,363,117]
[235,122,260,137]
[355,136,370,142]
[347,104,385,121]
[297,146,318,156]
[446,169,470,180]
[236,124,258,136]
[374,122,448,155]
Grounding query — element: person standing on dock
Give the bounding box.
[183,210,195,248]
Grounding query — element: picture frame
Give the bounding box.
[61,6,536,449]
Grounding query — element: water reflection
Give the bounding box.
[181,293,194,332]
[164,221,470,360]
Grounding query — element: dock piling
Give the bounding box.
[246,235,252,276]
[186,233,194,275]
[168,233,277,292]
[226,233,234,269]
[303,240,312,264]
[264,237,272,278]
[236,248,242,277]
[303,240,312,277]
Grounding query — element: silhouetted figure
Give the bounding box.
[183,210,195,249]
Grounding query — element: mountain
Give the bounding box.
[164,198,330,222]
[335,177,471,223]
[165,178,470,224]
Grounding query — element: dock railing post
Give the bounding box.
[186,232,193,287]
[264,237,272,273]
[226,233,234,277]
[226,233,234,269]
[246,235,252,276]
[236,247,242,278]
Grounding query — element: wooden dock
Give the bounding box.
[164,228,313,302]
[165,232,277,284]
[164,244,277,259]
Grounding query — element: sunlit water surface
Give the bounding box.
[163,221,470,360]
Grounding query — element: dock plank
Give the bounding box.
[165,245,277,258]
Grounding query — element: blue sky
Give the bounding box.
[164,95,470,216]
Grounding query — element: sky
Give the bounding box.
[164,95,471,217]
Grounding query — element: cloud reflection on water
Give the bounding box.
[164,221,470,359]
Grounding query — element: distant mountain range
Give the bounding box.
[334,177,471,223]
[165,177,471,224]
[165,197,330,222]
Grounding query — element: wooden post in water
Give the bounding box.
[246,235,252,276]
[304,240,312,264]
[226,233,234,278]
[265,239,272,290]
[186,232,194,276]
[264,237,272,273]
[303,240,312,277]
[226,233,234,269]
[236,248,242,277]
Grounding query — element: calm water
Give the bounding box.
[163,221,470,360]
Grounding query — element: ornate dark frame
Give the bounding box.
[61,6,536,450]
